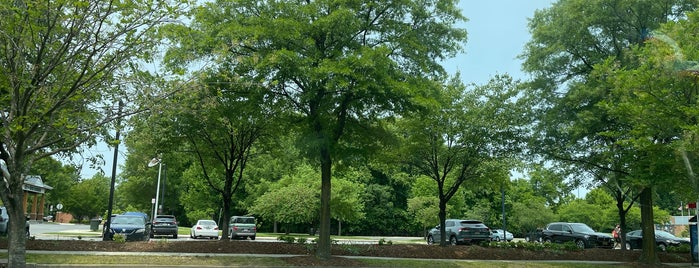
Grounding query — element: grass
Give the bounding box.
[2,253,636,267]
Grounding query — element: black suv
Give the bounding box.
[541,222,614,249]
[151,215,178,239]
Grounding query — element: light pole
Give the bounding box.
[148,155,163,221]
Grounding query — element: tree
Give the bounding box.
[0,1,189,266]
[164,0,467,259]
[63,174,110,222]
[520,0,697,263]
[401,75,524,246]
[408,196,440,239]
[153,73,270,239]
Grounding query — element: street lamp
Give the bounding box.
[147,155,163,221]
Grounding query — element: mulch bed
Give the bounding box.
[0,240,693,266]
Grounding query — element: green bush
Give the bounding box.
[277,235,296,244]
[113,234,126,243]
[378,238,393,245]
[667,244,690,253]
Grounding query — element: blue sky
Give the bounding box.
[447,0,555,85]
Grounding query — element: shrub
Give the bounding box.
[378,238,393,245]
[277,235,296,244]
[113,234,126,243]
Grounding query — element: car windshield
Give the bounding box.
[656,230,677,238]
[199,220,216,226]
[233,217,254,224]
[570,223,595,233]
[459,221,484,227]
[112,216,144,225]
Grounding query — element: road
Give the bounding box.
[28,221,421,244]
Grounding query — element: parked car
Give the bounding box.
[525,228,543,242]
[427,219,491,245]
[0,206,9,234]
[0,207,30,237]
[190,219,219,239]
[491,229,513,242]
[105,214,151,241]
[625,229,689,251]
[229,216,256,240]
[541,222,614,249]
[151,215,178,239]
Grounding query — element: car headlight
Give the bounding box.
[584,235,590,239]
[135,229,144,234]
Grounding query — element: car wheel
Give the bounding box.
[427,235,435,245]
[659,243,667,252]
[525,236,530,242]
[173,233,178,239]
[575,239,586,249]
[449,236,457,245]
[495,236,501,242]
[251,236,256,240]
[625,242,632,250]
[543,237,552,243]
[190,231,194,239]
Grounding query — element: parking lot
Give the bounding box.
[28,221,422,244]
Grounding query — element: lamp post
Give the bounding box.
[148,155,163,221]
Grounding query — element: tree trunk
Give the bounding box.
[316,144,332,259]
[615,190,628,250]
[221,189,232,240]
[438,198,447,246]
[639,187,659,264]
[6,176,27,268]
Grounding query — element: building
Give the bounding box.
[23,175,53,221]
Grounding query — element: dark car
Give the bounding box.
[106,214,151,241]
[151,215,178,239]
[427,219,491,245]
[625,229,689,251]
[541,222,614,249]
[525,228,543,242]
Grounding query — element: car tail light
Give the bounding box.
[233,226,238,231]
[214,226,218,230]
[196,226,203,230]
[253,226,256,231]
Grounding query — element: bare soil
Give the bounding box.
[3,240,694,267]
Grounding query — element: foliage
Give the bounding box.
[0,0,190,265]
[62,174,110,222]
[277,235,297,244]
[165,0,468,259]
[520,1,699,264]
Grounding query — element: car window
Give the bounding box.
[446,221,454,227]
[199,220,216,226]
[548,224,561,231]
[232,217,255,224]
[570,223,595,233]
